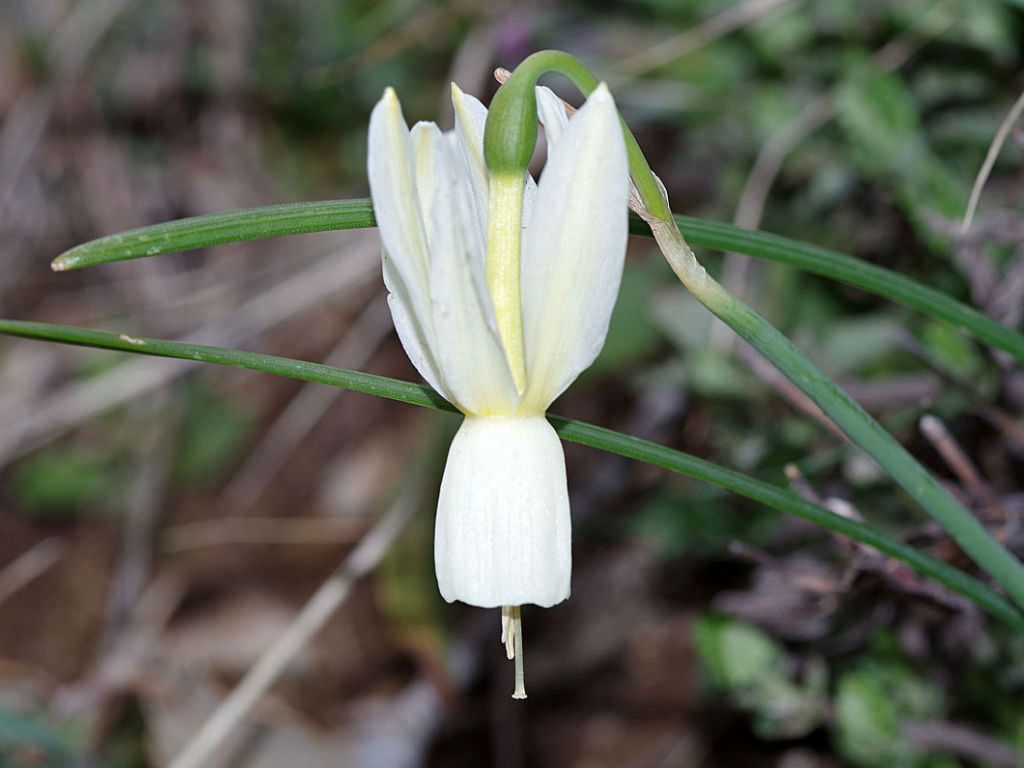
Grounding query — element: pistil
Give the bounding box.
[501,605,527,699]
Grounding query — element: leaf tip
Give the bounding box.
[50,255,72,272]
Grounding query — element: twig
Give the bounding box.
[0,236,376,464]
[716,16,950,341]
[167,488,418,768]
[918,414,988,501]
[0,0,135,220]
[163,517,364,553]
[904,720,1022,768]
[222,296,391,508]
[0,539,65,607]
[961,88,1024,234]
[617,0,801,78]
[104,396,177,636]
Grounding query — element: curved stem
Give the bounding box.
[496,50,671,221]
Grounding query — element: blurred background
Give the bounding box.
[1,0,1023,765]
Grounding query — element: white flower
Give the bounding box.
[368,80,628,695]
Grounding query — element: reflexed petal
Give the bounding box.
[435,416,571,608]
[520,84,629,411]
[415,121,519,414]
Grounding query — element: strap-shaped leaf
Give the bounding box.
[0,317,1019,627]
[52,199,1024,364]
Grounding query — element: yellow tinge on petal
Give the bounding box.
[485,171,528,396]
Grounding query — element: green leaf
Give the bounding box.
[51,200,1024,366]
[0,317,1019,628]
[0,709,76,768]
[50,199,377,271]
[12,447,125,518]
[175,382,254,487]
[696,616,786,691]
[835,59,925,176]
[835,59,964,219]
[695,616,828,739]
[666,214,1024,366]
[631,489,775,557]
[835,661,947,768]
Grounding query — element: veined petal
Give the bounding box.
[435,416,571,608]
[415,121,519,415]
[520,84,629,411]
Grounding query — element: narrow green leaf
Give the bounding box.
[681,267,1024,613]
[51,199,1024,365]
[662,215,1024,365]
[51,199,376,271]
[0,318,1019,628]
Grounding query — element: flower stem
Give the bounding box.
[486,50,671,222]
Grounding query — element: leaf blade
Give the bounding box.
[51,199,377,271]
[51,199,1024,364]
[0,317,1018,628]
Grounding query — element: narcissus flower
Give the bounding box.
[368,80,627,697]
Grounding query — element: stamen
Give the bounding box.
[501,605,528,699]
[500,606,515,659]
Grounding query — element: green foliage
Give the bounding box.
[0,709,76,768]
[649,289,758,399]
[834,661,949,768]
[835,59,963,222]
[588,258,665,377]
[695,616,828,739]
[631,488,777,557]
[174,381,253,487]
[11,447,125,518]
[920,319,985,381]
[696,621,1008,767]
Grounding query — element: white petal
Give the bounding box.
[449,83,490,228]
[520,84,629,411]
[369,89,449,398]
[536,85,570,149]
[435,416,571,608]
[382,251,451,402]
[367,89,432,323]
[415,121,519,415]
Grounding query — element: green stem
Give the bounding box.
[491,50,671,221]
[0,318,1019,627]
[649,218,1024,612]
